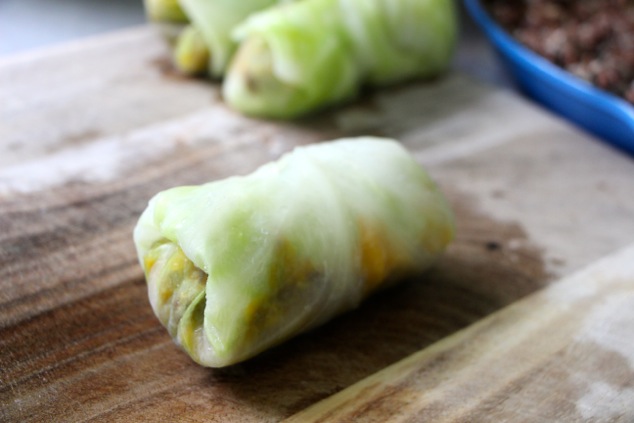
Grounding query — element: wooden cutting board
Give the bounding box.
[1,27,634,422]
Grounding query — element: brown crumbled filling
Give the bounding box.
[483,0,634,104]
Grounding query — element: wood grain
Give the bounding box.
[286,244,634,422]
[1,26,634,422]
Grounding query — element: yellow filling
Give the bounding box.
[421,220,454,254]
[243,237,316,341]
[143,250,160,276]
[358,221,410,294]
[144,242,207,338]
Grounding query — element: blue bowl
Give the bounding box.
[463,0,634,155]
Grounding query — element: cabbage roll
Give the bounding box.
[133,137,454,367]
[145,0,189,23]
[144,0,190,49]
[177,0,287,77]
[224,0,457,118]
[144,0,289,76]
[173,25,210,75]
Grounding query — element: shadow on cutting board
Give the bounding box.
[200,188,552,420]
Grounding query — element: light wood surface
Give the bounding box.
[1,26,634,422]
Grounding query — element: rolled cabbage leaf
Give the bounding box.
[177,0,287,77]
[174,25,210,75]
[133,137,454,367]
[144,0,189,23]
[144,0,190,46]
[224,0,457,118]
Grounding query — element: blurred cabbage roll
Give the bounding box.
[177,0,289,77]
[134,137,454,367]
[144,0,190,48]
[145,0,189,23]
[224,0,457,118]
[144,0,290,76]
